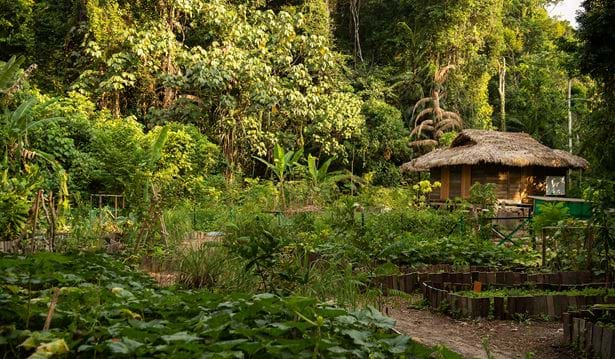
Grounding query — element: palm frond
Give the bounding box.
[434,65,456,84]
[410,97,432,123]
[409,139,438,148]
[441,111,463,124]
[437,117,463,131]
[414,108,434,126]
[410,120,434,137]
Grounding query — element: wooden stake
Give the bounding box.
[40,193,52,251]
[43,288,60,331]
[586,226,594,271]
[29,190,43,253]
[49,192,56,251]
[542,228,547,267]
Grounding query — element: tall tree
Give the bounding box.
[576,0,615,177]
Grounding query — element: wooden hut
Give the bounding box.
[400,130,589,203]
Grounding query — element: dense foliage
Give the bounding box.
[0,252,456,358]
[1,1,614,356]
[1,0,607,180]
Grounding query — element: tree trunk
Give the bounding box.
[498,57,506,131]
[349,0,362,64]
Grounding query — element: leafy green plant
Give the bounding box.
[411,180,441,207]
[469,183,497,213]
[254,144,304,209]
[469,182,497,238]
[584,180,615,280]
[0,165,41,241]
[0,252,436,358]
[307,154,336,187]
[532,202,570,232]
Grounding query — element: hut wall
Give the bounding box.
[461,165,471,198]
[449,166,462,198]
[429,168,441,201]
[441,167,450,199]
[471,166,528,202]
[431,165,567,202]
[471,166,508,198]
[509,167,524,201]
[431,166,470,200]
[524,167,567,200]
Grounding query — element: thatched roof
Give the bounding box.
[401,130,589,172]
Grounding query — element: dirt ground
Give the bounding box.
[387,304,576,359]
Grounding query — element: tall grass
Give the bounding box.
[176,244,257,293]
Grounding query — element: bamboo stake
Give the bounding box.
[40,193,52,251]
[43,288,60,331]
[542,228,547,268]
[586,226,594,271]
[29,190,43,253]
[49,192,57,251]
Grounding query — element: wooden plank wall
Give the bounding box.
[433,165,568,202]
[461,166,471,198]
[440,167,450,200]
[449,166,462,198]
[472,165,543,202]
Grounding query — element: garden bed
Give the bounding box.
[562,306,615,358]
[373,270,605,295]
[422,282,615,319]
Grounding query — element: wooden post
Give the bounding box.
[542,228,547,267]
[47,192,56,252]
[30,190,43,253]
[587,227,594,271]
[114,196,118,219]
[461,165,471,198]
[43,288,60,330]
[440,167,450,200]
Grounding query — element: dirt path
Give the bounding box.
[388,305,575,358]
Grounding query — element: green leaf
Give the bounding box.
[107,338,144,354]
[161,331,201,343]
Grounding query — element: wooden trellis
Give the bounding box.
[90,193,125,219]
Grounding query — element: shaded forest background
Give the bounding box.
[1,0,613,199]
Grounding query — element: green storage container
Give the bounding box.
[530,196,592,219]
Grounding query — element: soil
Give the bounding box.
[387,303,576,359]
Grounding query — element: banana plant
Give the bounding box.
[254,144,303,209]
[307,154,354,188]
[1,56,61,170]
[134,126,170,251]
[0,56,25,92]
[1,98,61,170]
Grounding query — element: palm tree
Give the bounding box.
[409,65,463,149]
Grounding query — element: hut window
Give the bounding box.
[546,176,566,196]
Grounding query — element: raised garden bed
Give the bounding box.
[373,270,605,294]
[422,282,615,320]
[562,306,615,358]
